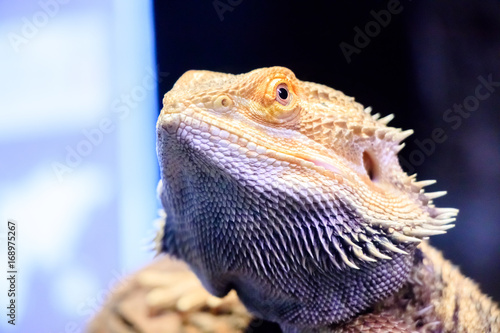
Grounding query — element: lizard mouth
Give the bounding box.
[159,111,343,176]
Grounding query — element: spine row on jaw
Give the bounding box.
[159,109,458,272]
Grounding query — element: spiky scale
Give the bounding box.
[414,179,437,188]
[425,191,448,200]
[378,113,394,125]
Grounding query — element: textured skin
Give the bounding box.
[86,257,254,333]
[154,66,472,332]
[86,243,500,333]
[157,67,457,332]
[335,242,500,333]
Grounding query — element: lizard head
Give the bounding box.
[156,66,457,329]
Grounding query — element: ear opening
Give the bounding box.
[363,151,379,181]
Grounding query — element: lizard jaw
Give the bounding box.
[159,111,456,242]
[159,111,345,178]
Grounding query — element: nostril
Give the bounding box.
[161,101,185,115]
[363,151,377,181]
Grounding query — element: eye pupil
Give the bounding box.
[278,87,288,100]
[275,83,292,107]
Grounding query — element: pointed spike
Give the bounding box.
[366,242,392,260]
[395,143,406,153]
[403,174,414,186]
[318,233,341,270]
[378,239,408,255]
[358,233,368,242]
[327,254,342,270]
[303,238,316,260]
[430,217,457,225]
[425,191,447,200]
[322,245,342,270]
[325,226,334,239]
[352,246,377,262]
[433,207,459,217]
[435,212,458,219]
[340,234,357,247]
[341,255,360,270]
[391,231,422,243]
[378,114,395,125]
[394,129,414,142]
[414,179,437,188]
[436,207,459,214]
[369,219,397,229]
[364,226,380,235]
[384,130,395,141]
[364,106,373,114]
[405,228,447,237]
[421,223,455,231]
[332,238,359,269]
[251,244,268,276]
[372,113,381,120]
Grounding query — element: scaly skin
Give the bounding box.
[87,243,500,333]
[87,67,499,333]
[154,66,499,332]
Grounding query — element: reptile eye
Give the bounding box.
[276,83,291,106]
[263,78,298,122]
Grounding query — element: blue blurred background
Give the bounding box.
[0,0,499,332]
[0,1,158,332]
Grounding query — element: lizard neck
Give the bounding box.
[159,147,417,329]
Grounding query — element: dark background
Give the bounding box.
[154,0,500,303]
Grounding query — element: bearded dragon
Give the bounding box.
[88,67,499,333]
